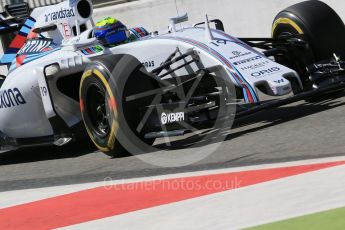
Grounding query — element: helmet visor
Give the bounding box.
[99,30,128,46]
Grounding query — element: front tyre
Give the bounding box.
[272,0,345,91]
[80,55,157,157]
[273,0,345,62]
[80,65,124,156]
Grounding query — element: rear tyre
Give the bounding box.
[272,0,345,89]
[80,55,156,157]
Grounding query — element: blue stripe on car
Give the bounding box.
[158,36,258,103]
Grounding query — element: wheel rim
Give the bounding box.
[86,83,110,137]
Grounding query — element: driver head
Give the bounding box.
[94,17,128,47]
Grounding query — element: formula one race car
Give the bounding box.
[0,0,345,156]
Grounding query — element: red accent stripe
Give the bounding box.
[42,47,52,52]
[107,97,117,111]
[79,99,84,112]
[9,35,27,49]
[15,55,26,67]
[1,161,344,230]
[244,86,254,102]
[134,27,144,36]
[170,36,256,103]
[85,48,93,54]
[27,31,37,39]
[205,46,256,102]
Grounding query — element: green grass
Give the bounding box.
[245,207,345,230]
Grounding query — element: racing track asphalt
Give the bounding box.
[1,92,345,192]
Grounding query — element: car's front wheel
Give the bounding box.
[272,0,345,90]
[80,55,156,157]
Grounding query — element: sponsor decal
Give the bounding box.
[142,61,155,68]
[40,86,48,97]
[239,61,270,71]
[62,23,72,38]
[18,39,54,55]
[211,39,229,47]
[251,67,281,78]
[274,79,285,84]
[44,8,75,22]
[80,46,104,55]
[0,88,26,109]
[161,112,185,125]
[229,51,251,60]
[233,56,262,66]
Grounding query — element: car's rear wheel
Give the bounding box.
[80,55,156,157]
[272,0,345,89]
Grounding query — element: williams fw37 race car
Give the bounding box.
[0,0,345,156]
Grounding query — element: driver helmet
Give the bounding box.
[94,17,128,46]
